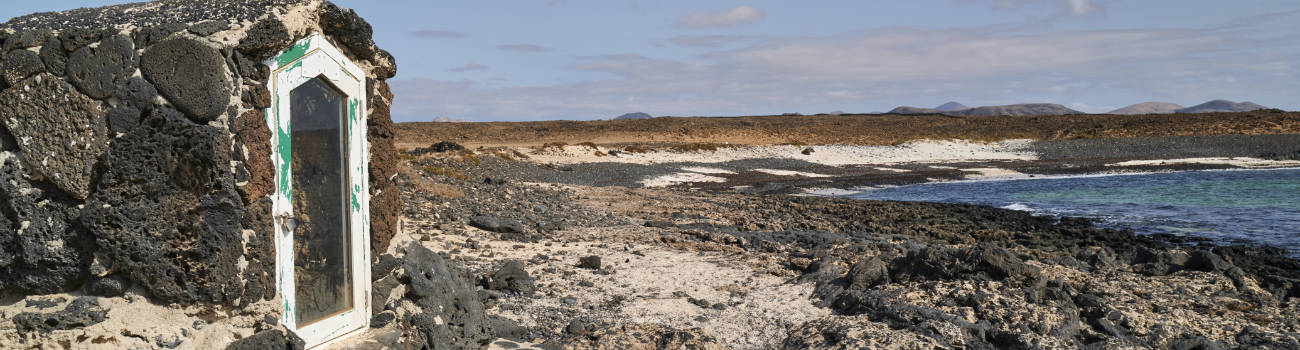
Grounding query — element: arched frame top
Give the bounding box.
[265,33,371,349]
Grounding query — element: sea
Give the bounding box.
[846,167,1300,255]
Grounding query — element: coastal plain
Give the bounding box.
[392,111,1300,349]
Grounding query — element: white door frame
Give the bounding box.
[265,33,372,349]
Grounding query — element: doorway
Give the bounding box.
[267,33,371,348]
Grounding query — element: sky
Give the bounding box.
[4,1,1299,122]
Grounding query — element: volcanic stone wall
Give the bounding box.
[0,0,400,307]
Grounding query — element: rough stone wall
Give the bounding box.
[0,0,400,307]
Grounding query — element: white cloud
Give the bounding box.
[681,6,765,28]
[446,63,489,72]
[390,24,1297,121]
[497,44,551,52]
[991,0,1102,16]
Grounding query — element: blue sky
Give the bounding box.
[5,1,1299,121]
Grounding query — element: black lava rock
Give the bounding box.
[13,296,107,332]
[58,27,107,51]
[410,141,466,154]
[400,242,493,349]
[133,23,187,47]
[565,319,592,336]
[847,257,889,290]
[38,36,67,76]
[224,328,305,350]
[112,76,159,112]
[84,274,131,297]
[318,1,376,58]
[24,298,64,309]
[0,154,89,294]
[140,37,232,121]
[3,29,51,51]
[470,216,524,234]
[802,147,815,155]
[107,105,143,134]
[370,310,396,328]
[82,107,247,306]
[66,34,137,99]
[187,20,230,36]
[578,255,602,270]
[485,260,535,294]
[237,17,292,60]
[0,75,108,200]
[1,49,45,86]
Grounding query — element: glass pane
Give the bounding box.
[290,77,352,326]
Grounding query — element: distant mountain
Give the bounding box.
[888,106,941,114]
[935,101,968,111]
[891,103,1082,117]
[1175,100,1267,113]
[614,112,654,120]
[1107,102,1184,115]
[957,103,1083,116]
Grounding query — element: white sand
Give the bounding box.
[640,172,728,187]
[680,166,737,174]
[523,139,1037,166]
[875,167,911,172]
[1107,157,1300,168]
[962,167,1028,179]
[753,169,832,178]
[800,188,862,196]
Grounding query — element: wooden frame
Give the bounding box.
[265,33,371,349]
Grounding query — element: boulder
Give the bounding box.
[469,215,523,234]
[0,151,90,294]
[224,328,305,350]
[12,296,106,332]
[2,49,45,86]
[140,37,231,121]
[66,34,138,99]
[81,107,247,305]
[38,37,66,75]
[484,260,535,294]
[399,242,493,349]
[318,1,376,58]
[237,17,292,60]
[0,75,109,199]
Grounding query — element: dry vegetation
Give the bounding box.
[396,110,1300,149]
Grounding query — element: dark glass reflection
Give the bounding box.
[290,77,352,326]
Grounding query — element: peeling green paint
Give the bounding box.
[275,36,312,67]
[276,104,292,203]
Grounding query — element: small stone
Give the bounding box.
[154,333,182,349]
[712,303,727,310]
[802,147,815,155]
[562,296,577,305]
[192,320,207,330]
[370,311,395,328]
[578,256,602,270]
[565,319,591,336]
[577,280,595,287]
[84,274,131,297]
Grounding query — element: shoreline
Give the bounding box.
[393,135,1300,348]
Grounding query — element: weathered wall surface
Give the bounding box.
[0,0,400,308]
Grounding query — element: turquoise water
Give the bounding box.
[847,168,1300,254]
